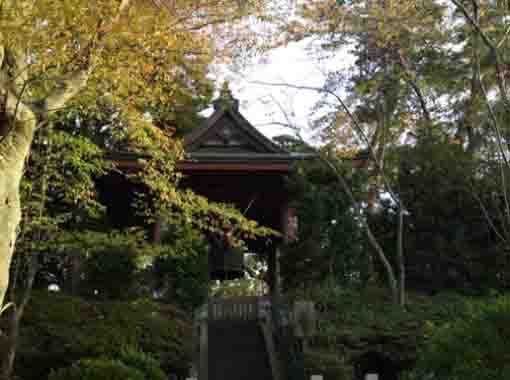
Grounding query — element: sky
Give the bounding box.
[206,39,355,143]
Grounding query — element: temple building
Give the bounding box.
[105,89,314,293]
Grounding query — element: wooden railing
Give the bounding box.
[260,316,285,380]
[208,296,269,321]
[196,296,300,380]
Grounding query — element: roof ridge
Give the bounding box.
[184,106,287,154]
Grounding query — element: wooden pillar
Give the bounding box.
[281,203,298,244]
[271,201,297,298]
[152,218,163,244]
[274,247,281,298]
[70,252,83,295]
[267,203,287,300]
[267,245,277,296]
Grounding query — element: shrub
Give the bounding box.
[405,296,510,380]
[151,223,209,310]
[82,246,139,300]
[48,358,145,380]
[16,291,191,380]
[152,252,208,310]
[47,349,167,380]
[118,348,166,380]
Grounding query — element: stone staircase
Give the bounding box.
[195,296,283,380]
[208,319,273,380]
[194,297,312,380]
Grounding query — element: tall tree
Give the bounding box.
[276,0,510,301]
[0,0,272,309]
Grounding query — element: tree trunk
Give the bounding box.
[0,252,38,380]
[0,117,36,308]
[0,309,19,380]
[320,157,400,305]
[0,167,23,310]
[397,209,405,307]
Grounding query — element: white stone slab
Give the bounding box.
[365,374,379,380]
[311,375,323,380]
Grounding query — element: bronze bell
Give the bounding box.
[209,246,245,281]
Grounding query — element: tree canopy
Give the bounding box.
[0,0,280,309]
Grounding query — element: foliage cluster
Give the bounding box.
[116,348,167,380]
[369,138,510,293]
[286,280,475,379]
[69,223,210,310]
[49,348,166,380]
[30,227,205,306]
[209,278,267,297]
[14,291,191,380]
[405,295,510,380]
[275,0,510,305]
[20,125,110,238]
[49,358,145,380]
[81,244,140,300]
[280,157,369,292]
[150,223,209,310]
[0,0,282,312]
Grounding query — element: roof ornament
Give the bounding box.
[213,81,240,112]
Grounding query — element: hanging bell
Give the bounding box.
[209,235,245,281]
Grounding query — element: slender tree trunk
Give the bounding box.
[365,219,399,304]
[0,309,19,380]
[397,209,405,307]
[321,156,400,304]
[0,253,38,380]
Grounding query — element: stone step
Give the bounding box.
[209,320,272,380]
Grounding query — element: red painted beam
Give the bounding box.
[176,162,291,172]
[111,160,291,173]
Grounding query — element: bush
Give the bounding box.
[281,159,369,292]
[48,358,145,380]
[284,282,474,379]
[152,252,208,310]
[152,223,209,310]
[16,291,192,380]
[82,246,139,300]
[47,349,167,380]
[118,348,166,380]
[405,296,510,380]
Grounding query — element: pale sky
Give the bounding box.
[206,39,355,143]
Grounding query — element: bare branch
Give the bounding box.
[97,0,135,36]
[497,24,510,48]
[265,93,402,304]
[450,0,510,111]
[0,45,4,69]
[0,79,30,144]
[471,186,507,244]
[254,121,302,130]
[478,73,510,168]
[451,0,494,53]
[43,70,90,113]
[0,72,35,122]
[320,154,399,304]
[398,51,431,123]
[249,80,404,210]
[11,49,29,95]
[42,0,140,113]
[16,253,37,317]
[477,66,510,233]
